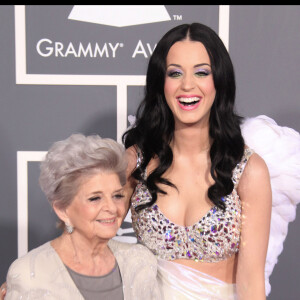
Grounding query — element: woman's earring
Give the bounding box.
[65,222,74,234]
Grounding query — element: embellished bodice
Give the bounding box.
[131,148,254,263]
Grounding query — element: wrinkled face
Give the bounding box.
[64,172,126,242]
[164,40,216,128]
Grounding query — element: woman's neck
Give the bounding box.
[51,233,115,276]
[171,124,212,157]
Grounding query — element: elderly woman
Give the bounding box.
[4,134,161,300]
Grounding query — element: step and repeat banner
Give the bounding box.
[0,5,299,299]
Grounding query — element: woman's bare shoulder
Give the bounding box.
[125,145,138,174]
[238,148,271,202]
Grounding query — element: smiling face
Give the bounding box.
[164,39,216,128]
[56,172,126,243]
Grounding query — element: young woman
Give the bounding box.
[123,23,272,299]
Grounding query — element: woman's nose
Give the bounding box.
[103,197,117,213]
[181,73,195,91]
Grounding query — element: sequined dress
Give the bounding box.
[131,148,254,299]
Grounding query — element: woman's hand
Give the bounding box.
[0,282,6,299]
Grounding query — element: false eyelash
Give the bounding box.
[166,69,183,77]
[195,68,211,76]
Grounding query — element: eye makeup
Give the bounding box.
[166,64,212,78]
[166,68,183,78]
[194,68,211,77]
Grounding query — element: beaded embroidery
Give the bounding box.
[131,148,254,262]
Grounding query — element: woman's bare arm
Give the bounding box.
[236,153,272,300]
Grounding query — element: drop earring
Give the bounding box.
[65,222,74,234]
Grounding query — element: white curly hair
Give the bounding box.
[39,133,128,211]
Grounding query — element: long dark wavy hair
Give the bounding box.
[123,23,245,211]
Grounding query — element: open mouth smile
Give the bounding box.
[177,96,201,110]
[97,218,116,224]
[177,96,201,105]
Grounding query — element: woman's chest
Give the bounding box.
[155,166,214,226]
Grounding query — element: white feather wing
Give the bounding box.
[241,115,300,296]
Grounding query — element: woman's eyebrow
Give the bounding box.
[166,63,211,68]
[194,63,211,68]
[166,63,181,68]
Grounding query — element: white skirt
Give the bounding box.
[157,259,237,300]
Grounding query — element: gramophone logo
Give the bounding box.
[33,6,172,63]
[68,5,171,27]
